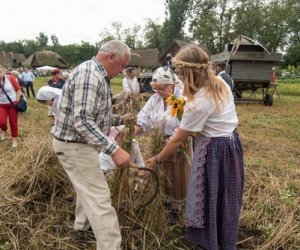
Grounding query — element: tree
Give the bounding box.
[111,22,123,40]
[233,0,300,53]
[36,32,48,49]
[161,0,192,51]
[22,40,39,57]
[77,42,97,62]
[189,0,235,53]
[98,28,115,48]
[54,44,80,66]
[233,0,265,42]
[189,0,216,52]
[282,44,300,67]
[123,25,143,49]
[3,41,24,54]
[143,18,163,50]
[50,35,60,46]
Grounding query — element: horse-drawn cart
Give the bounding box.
[211,35,281,106]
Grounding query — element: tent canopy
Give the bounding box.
[35,65,57,71]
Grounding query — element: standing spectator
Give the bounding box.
[0,65,22,148]
[52,40,133,250]
[134,67,190,223]
[215,61,234,91]
[270,68,278,85]
[48,69,65,89]
[122,67,140,93]
[21,67,35,98]
[147,45,244,250]
[270,68,280,99]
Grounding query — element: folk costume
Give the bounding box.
[137,79,190,205]
[181,84,244,250]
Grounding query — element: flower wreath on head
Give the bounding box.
[165,94,186,121]
[171,58,211,70]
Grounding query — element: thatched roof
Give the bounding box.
[129,49,160,69]
[0,51,26,68]
[0,51,11,67]
[13,53,26,64]
[22,50,68,69]
[159,39,211,65]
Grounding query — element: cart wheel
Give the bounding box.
[263,94,273,106]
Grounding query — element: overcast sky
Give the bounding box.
[2,0,166,45]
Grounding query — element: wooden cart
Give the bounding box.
[211,35,281,106]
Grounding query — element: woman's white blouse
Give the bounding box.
[137,93,180,136]
[180,84,238,137]
[0,76,17,104]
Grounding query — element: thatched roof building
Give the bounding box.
[22,50,68,69]
[159,39,210,65]
[129,48,160,69]
[0,51,26,68]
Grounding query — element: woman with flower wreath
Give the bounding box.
[146,46,244,250]
[134,66,191,223]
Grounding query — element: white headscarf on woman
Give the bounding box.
[36,86,62,100]
[37,86,62,126]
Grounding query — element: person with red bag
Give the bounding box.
[0,65,22,148]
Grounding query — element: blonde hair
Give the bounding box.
[172,45,228,112]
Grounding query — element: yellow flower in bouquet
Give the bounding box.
[165,94,186,121]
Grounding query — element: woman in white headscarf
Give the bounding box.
[134,66,191,223]
[36,86,62,124]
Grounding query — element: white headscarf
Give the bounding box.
[36,86,62,100]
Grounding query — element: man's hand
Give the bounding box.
[137,157,158,179]
[122,113,135,125]
[111,147,132,167]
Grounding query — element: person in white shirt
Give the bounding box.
[135,67,182,136]
[122,67,140,94]
[99,125,145,175]
[21,67,36,98]
[36,86,62,127]
[135,66,190,223]
[146,45,244,250]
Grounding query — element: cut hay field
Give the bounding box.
[0,77,299,249]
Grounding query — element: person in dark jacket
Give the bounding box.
[215,61,234,91]
[48,69,65,89]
